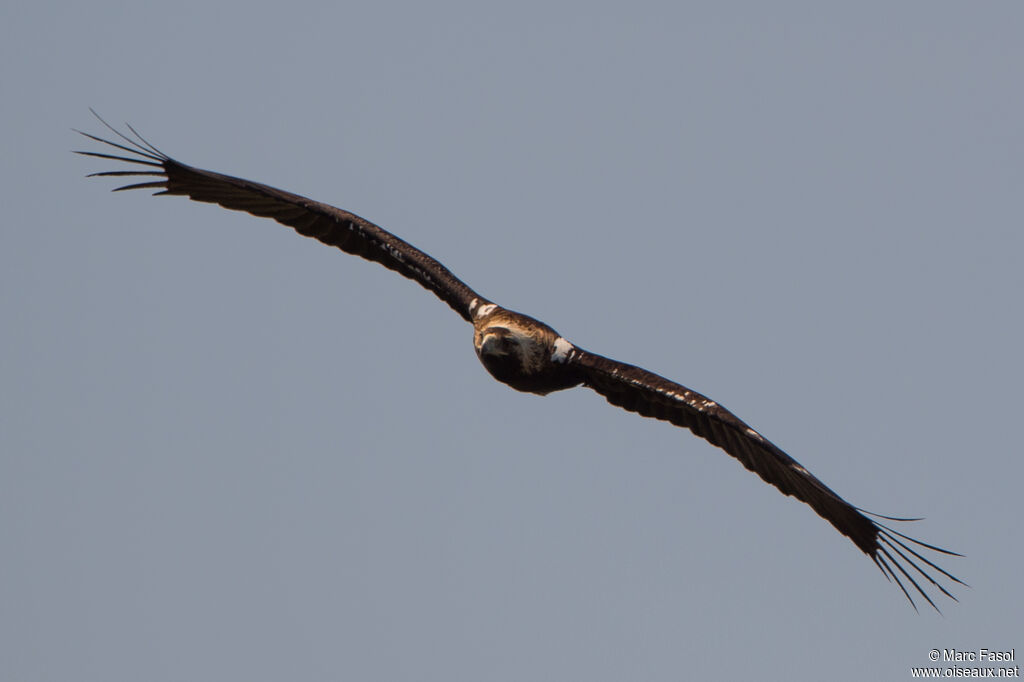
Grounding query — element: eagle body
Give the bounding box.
[76,113,963,611]
[471,301,583,395]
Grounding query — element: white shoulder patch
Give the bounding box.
[473,302,498,319]
[551,337,574,363]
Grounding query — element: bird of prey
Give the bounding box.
[76,112,963,611]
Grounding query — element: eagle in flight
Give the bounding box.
[76,112,963,611]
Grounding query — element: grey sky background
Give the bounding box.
[3,2,1022,680]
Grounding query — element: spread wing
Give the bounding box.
[572,348,964,611]
[74,113,489,323]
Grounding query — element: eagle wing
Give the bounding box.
[571,348,964,611]
[75,114,488,322]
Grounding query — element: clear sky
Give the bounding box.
[3,2,1022,680]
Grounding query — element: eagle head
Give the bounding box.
[476,325,530,377]
[477,326,518,358]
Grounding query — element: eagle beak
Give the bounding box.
[480,332,505,356]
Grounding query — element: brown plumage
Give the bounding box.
[76,112,964,611]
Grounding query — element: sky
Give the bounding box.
[3,2,1022,680]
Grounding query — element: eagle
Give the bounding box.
[76,112,963,612]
